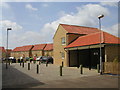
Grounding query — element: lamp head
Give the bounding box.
[7,28,12,30]
[98,14,104,19]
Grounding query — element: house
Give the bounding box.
[6,49,12,57]
[11,45,34,59]
[53,24,120,68]
[44,43,53,57]
[53,24,100,67]
[32,44,46,57]
[0,47,6,59]
[65,31,120,69]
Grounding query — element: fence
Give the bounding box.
[104,62,120,75]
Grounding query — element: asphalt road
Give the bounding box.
[2,62,119,89]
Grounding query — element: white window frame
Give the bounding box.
[61,37,66,45]
[61,52,65,59]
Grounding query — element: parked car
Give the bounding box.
[40,56,53,64]
[9,57,16,63]
[36,56,42,61]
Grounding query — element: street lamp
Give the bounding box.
[6,28,12,69]
[98,14,104,75]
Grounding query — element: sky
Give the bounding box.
[0,1,119,49]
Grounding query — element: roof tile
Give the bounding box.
[65,32,120,48]
[32,44,46,51]
[44,43,53,51]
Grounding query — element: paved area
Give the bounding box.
[2,62,119,88]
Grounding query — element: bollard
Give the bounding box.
[22,62,24,68]
[80,65,83,74]
[62,61,63,67]
[37,64,39,74]
[60,66,62,76]
[97,64,100,73]
[6,62,8,69]
[39,61,41,65]
[8,60,10,65]
[28,63,30,70]
[46,62,48,67]
[20,62,21,66]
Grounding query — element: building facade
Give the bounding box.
[53,24,100,67]
[44,43,53,57]
[11,45,34,59]
[53,24,120,68]
[0,47,6,59]
[32,44,46,57]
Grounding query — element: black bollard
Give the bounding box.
[97,64,100,73]
[6,62,8,69]
[46,62,48,67]
[28,63,30,70]
[80,65,83,74]
[62,61,63,67]
[20,61,21,66]
[8,60,10,65]
[22,62,24,68]
[39,61,41,65]
[60,66,62,76]
[37,64,39,74]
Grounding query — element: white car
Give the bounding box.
[36,56,42,61]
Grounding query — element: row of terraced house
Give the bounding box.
[11,43,53,59]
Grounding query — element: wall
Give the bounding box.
[105,45,120,62]
[44,50,53,57]
[53,25,68,66]
[32,50,43,57]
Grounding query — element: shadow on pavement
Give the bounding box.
[2,63,45,89]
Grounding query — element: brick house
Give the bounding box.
[0,47,6,59]
[11,45,34,59]
[32,44,46,57]
[53,24,120,68]
[53,24,100,67]
[65,31,120,68]
[44,43,53,57]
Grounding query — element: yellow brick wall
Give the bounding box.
[32,50,43,57]
[53,25,83,67]
[105,45,120,62]
[53,25,68,66]
[44,50,53,57]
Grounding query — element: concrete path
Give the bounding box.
[2,62,118,88]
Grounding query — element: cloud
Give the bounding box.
[40,4,109,39]
[0,2,10,8]
[25,4,38,11]
[103,23,119,36]
[1,20,23,30]
[42,3,49,7]
[100,2,118,7]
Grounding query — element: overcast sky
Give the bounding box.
[0,1,118,49]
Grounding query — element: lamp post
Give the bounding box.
[6,28,12,69]
[98,14,104,75]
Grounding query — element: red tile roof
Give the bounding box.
[0,47,6,52]
[60,24,100,34]
[13,45,33,52]
[65,32,120,48]
[32,44,46,51]
[44,43,53,51]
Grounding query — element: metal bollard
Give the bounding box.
[20,62,21,66]
[6,62,8,69]
[62,61,63,67]
[97,64,100,73]
[37,64,39,74]
[8,61,10,65]
[28,63,30,70]
[22,62,24,68]
[60,66,62,76]
[80,65,83,74]
[46,62,48,67]
[39,61,41,65]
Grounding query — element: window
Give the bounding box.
[61,52,65,59]
[61,37,66,45]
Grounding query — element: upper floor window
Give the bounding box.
[61,52,65,59]
[61,37,66,45]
